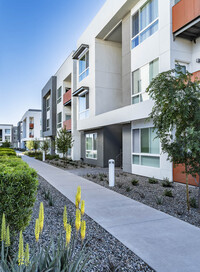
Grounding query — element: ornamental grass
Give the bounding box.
[0,186,89,272]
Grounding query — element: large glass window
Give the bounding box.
[5,136,10,142]
[57,112,62,128]
[132,0,158,49]
[175,63,187,77]
[132,127,160,168]
[132,58,159,104]
[79,51,89,82]
[79,92,89,120]
[5,129,11,134]
[57,87,62,104]
[85,133,97,159]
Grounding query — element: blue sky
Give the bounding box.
[0,0,106,125]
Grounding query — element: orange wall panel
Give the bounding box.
[172,0,200,33]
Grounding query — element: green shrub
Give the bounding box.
[156,197,163,205]
[126,187,131,192]
[162,178,173,187]
[46,154,60,160]
[0,148,16,157]
[1,141,11,148]
[131,179,139,186]
[190,197,197,208]
[148,177,158,184]
[163,189,173,197]
[0,157,38,233]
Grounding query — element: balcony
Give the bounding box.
[63,119,71,131]
[29,123,34,129]
[172,0,200,41]
[63,89,71,106]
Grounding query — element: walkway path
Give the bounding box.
[22,155,200,272]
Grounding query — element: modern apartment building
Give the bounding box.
[41,52,77,156]
[19,109,42,149]
[0,124,13,146]
[41,0,200,182]
[72,0,200,181]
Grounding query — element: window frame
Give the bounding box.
[79,50,89,82]
[78,91,89,120]
[131,58,159,104]
[46,119,50,131]
[46,97,50,111]
[57,112,62,128]
[85,133,97,160]
[5,136,11,142]
[57,87,62,104]
[131,0,159,49]
[175,61,188,77]
[5,129,11,134]
[132,127,160,168]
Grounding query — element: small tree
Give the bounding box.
[26,140,34,150]
[33,139,40,155]
[41,139,50,155]
[56,128,73,160]
[147,68,200,211]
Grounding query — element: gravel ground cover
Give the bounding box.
[45,158,96,170]
[13,175,154,272]
[82,171,200,228]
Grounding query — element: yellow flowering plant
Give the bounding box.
[63,206,67,231]
[35,218,40,242]
[18,231,24,266]
[39,202,44,232]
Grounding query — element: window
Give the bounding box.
[85,133,97,159]
[132,0,158,49]
[79,92,89,120]
[79,51,89,82]
[65,114,71,121]
[132,127,160,168]
[5,136,10,142]
[5,129,11,134]
[57,87,62,104]
[46,97,50,111]
[175,63,186,77]
[46,119,50,131]
[57,112,62,128]
[132,58,159,104]
[0,130,2,141]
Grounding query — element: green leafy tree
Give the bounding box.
[26,140,34,150]
[56,128,73,160]
[147,68,200,211]
[33,139,40,154]
[41,139,50,155]
[1,141,11,148]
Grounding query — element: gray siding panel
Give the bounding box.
[122,124,132,173]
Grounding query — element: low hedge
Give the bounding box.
[0,156,38,233]
[0,148,16,157]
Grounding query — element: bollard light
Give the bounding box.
[109,159,115,187]
[43,151,45,162]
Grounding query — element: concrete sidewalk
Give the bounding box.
[22,155,200,272]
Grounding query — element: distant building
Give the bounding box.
[19,109,42,149]
[0,124,13,146]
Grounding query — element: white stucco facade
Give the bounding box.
[69,0,200,180]
[0,124,13,146]
[20,109,42,149]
